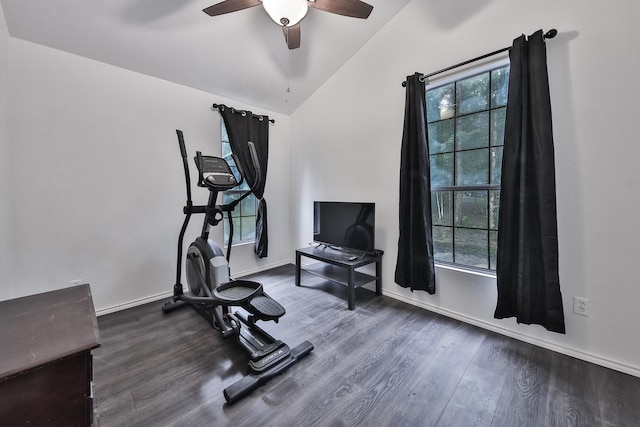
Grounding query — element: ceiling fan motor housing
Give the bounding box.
[203,0,374,49]
[262,0,309,27]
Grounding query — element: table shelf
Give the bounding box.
[301,262,378,288]
[295,246,383,310]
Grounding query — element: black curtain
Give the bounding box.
[495,30,565,333]
[395,73,436,294]
[219,105,270,258]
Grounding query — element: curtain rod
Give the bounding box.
[212,103,275,123]
[401,29,558,87]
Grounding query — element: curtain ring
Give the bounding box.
[259,116,264,121]
[241,111,247,117]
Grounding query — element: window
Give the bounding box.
[221,123,257,245]
[426,60,509,271]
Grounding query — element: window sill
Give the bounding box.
[224,240,254,249]
[435,262,497,279]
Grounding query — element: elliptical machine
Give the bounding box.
[163,129,313,404]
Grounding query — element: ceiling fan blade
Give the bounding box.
[308,0,373,19]
[203,0,261,17]
[283,23,302,49]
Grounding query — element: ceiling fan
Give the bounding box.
[203,0,374,49]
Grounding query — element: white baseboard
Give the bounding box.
[232,260,291,278]
[95,260,292,317]
[383,288,640,378]
[96,290,175,316]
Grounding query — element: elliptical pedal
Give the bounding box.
[213,280,262,303]
[249,295,286,321]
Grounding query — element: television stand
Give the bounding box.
[295,246,383,310]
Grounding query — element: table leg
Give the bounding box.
[347,267,355,310]
[295,252,301,286]
[376,259,382,296]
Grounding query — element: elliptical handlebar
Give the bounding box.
[176,130,193,205]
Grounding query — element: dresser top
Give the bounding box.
[0,284,101,380]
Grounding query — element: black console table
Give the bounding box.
[295,246,383,310]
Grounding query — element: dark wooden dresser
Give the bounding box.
[0,284,101,426]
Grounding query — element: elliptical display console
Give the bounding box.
[163,129,313,404]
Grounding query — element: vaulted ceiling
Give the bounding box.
[1,0,411,114]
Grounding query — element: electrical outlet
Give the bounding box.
[573,297,590,316]
[70,279,83,286]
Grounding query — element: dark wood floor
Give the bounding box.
[94,264,640,427]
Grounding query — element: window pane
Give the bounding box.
[221,124,256,245]
[490,230,498,270]
[454,191,488,229]
[491,66,510,108]
[433,226,453,263]
[427,84,455,123]
[428,120,454,154]
[490,146,503,185]
[431,191,452,226]
[222,142,233,158]
[457,73,489,115]
[224,217,242,245]
[489,190,500,230]
[241,216,256,241]
[240,194,256,216]
[222,124,229,142]
[490,107,506,147]
[430,153,454,187]
[456,112,489,151]
[223,192,236,205]
[456,149,489,185]
[455,228,488,269]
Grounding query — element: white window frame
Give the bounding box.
[426,57,510,273]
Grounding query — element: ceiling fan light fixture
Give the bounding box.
[262,0,308,27]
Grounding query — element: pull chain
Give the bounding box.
[285,49,292,103]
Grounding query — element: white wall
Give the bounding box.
[3,39,292,312]
[0,7,10,291]
[291,0,640,376]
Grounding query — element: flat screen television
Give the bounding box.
[313,201,375,254]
